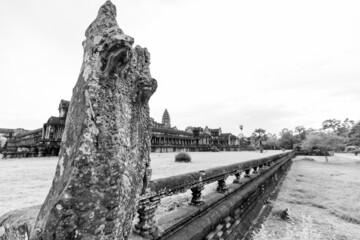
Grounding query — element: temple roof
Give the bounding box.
[201,133,211,137]
[208,128,222,134]
[152,127,192,136]
[13,128,42,138]
[220,133,232,136]
[219,133,237,140]
[58,99,70,110]
[47,116,66,125]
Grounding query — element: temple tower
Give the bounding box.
[58,99,70,118]
[162,109,171,128]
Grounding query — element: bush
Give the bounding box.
[345,146,358,152]
[175,152,191,162]
[351,149,360,156]
[302,133,345,153]
[245,145,257,151]
[301,157,315,161]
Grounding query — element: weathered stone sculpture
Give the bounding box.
[31,1,157,239]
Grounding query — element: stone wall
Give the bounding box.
[3,129,43,158]
[132,151,295,239]
[0,152,295,240]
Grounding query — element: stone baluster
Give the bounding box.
[233,170,242,183]
[217,175,229,193]
[261,183,266,193]
[134,196,161,238]
[253,166,259,174]
[258,164,264,173]
[190,170,206,205]
[263,163,268,171]
[190,185,205,205]
[244,169,251,178]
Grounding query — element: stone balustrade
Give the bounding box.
[134,151,295,238]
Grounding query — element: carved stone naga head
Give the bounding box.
[30,1,157,239]
[84,0,157,103]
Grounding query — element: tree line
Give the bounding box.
[251,118,360,153]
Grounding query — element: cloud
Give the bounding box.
[1,0,359,137]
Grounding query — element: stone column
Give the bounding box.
[190,185,205,205]
[31,1,157,239]
[217,176,229,193]
[233,171,242,183]
[258,164,264,173]
[134,197,161,238]
[190,170,206,205]
[244,169,251,178]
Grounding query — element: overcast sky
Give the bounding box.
[0,0,359,136]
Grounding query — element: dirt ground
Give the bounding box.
[255,153,360,240]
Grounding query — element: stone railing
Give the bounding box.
[0,151,295,240]
[133,151,295,238]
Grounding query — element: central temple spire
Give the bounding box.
[162,109,171,128]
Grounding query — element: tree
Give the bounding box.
[294,126,307,140]
[346,121,360,147]
[306,128,318,135]
[263,133,277,150]
[338,118,355,137]
[277,128,300,150]
[252,128,267,153]
[280,128,292,135]
[322,118,355,136]
[322,119,341,133]
[302,133,345,161]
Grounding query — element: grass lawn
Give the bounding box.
[254,154,360,240]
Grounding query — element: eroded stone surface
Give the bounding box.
[0,205,40,240]
[28,1,157,239]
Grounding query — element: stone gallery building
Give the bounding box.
[2,101,242,158]
[2,100,70,158]
[151,110,241,152]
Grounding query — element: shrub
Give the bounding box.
[245,145,257,151]
[302,133,345,153]
[301,157,315,161]
[345,146,358,152]
[351,149,360,156]
[175,152,191,162]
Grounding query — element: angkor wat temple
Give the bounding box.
[1,100,69,158]
[1,100,247,158]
